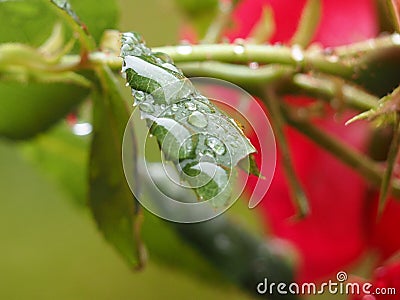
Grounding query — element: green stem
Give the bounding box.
[153,44,354,78]
[387,0,400,32]
[56,33,400,79]
[201,0,237,44]
[48,1,96,53]
[264,88,310,217]
[290,0,321,47]
[334,34,400,57]
[289,74,379,111]
[379,115,400,214]
[173,61,379,112]
[281,107,400,197]
[178,62,294,86]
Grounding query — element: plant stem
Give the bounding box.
[264,88,310,217]
[153,43,354,78]
[57,33,400,78]
[201,0,237,43]
[379,115,400,214]
[290,0,321,47]
[178,62,294,85]
[281,107,400,197]
[48,1,96,53]
[173,61,379,112]
[289,74,379,111]
[334,33,400,57]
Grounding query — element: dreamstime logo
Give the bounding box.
[122,77,276,223]
[256,271,397,296]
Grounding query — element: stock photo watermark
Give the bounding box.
[256,271,397,297]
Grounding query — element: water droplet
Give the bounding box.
[72,122,92,136]
[195,95,209,103]
[233,44,245,55]
[130,47,142,56]
[139,102,154,113]
[123,32,143,44]
[291,45,304,62]
[153,52,172,63]
[185,102,197,111]
[141,47,151,56]
[120,44,132,54]
[171,103,179,111]
[133,91,145,104]
[249,62,259,69]
[392,33,400,45]
[233,38,246,55]
[162,62,180,73]
[188,111,208,128]
[125,82,130,87]
[177,43,193,55]
[146,94,154,103]
[205,136,226,155]
[202,149,215,157]
[160,104,166,110]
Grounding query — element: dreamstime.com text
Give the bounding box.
[257,271,397,296]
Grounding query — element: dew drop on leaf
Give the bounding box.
[133,90,146,104]
[139,102,154,113]
[188,111,208,128]
[201,148,216,158]
[184,101,197,111]
[205,136,226,155]
[171,103,179,111]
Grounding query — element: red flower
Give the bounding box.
[351,260,400,300]
[226,0,379,282]
[181,0,400,284]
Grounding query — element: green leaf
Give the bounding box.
[89,65,145,268]
[141,162,296,300]
[0,79,90,139]
[0,0,118,46]
[120,32,258,208]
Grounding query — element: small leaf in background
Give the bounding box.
[0,80,90,139]
[248,5,275,44]
[0,0,57,46]
[89,65,145,268]
[0,0,118,46]
[120,32,258,208]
